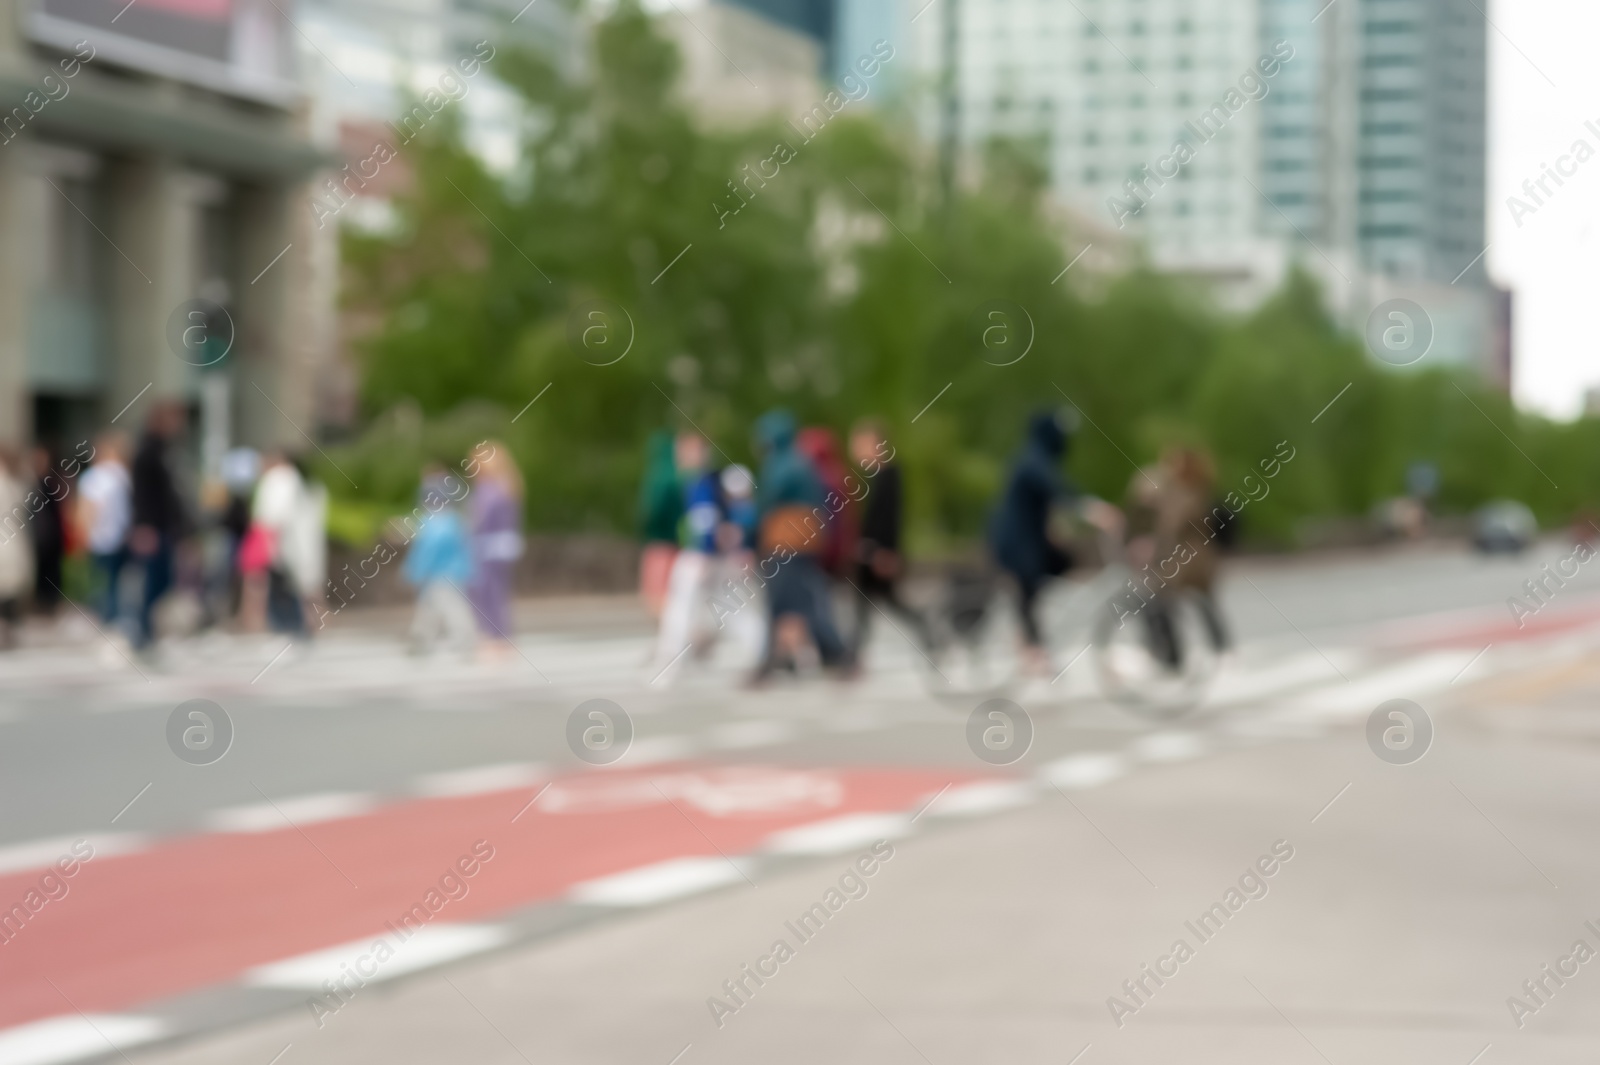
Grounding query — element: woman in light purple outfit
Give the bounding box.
[467,442,524,654]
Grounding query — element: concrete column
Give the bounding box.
[105,154,202,427]
[235,174,331,457]
[235,181,294,450]
[0,138,34,448]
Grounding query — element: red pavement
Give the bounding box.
[0,764,979,1029]
[1380,593,1600,649]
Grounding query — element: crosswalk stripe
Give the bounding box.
[569,857,752,907]
[1039,753,1127,790]
[0,1014,166,1065]
[244,924,512,989]
[763,813,912,855]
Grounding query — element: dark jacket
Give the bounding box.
[30,476,65,554]
[132,432,184,537]
[989,411,1075,584]
[858,462,904,556]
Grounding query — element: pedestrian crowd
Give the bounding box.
[0,398,1223,682]
[0,402,525,664]
[638,411,923,686]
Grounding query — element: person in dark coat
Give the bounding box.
[989,410,1076,669]
[848,419,931,657]
[129,401,187,650]
[29,446,65,616]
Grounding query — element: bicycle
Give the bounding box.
[918,527,1223,718]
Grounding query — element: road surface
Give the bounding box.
[1,540,1597,1064]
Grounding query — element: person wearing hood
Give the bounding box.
[751,410,852,681]
[989,409,1109,672]
[795,427,857,579]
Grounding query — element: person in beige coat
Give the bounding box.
[1124,446,1228,668]
[0,450,35,649]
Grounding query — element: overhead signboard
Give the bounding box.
[27,0,297,106]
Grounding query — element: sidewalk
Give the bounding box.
[123,671,1600,1065]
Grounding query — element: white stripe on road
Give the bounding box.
[0,834,149,877]
[244,923,511,989]
[570,857,751,906]
[1208,650,1362,706]
[203,793,376,834]
[412,763,545,798]
[0,1013,166,1065]
[1287,651,1477,720]
[763,813,912,855]
[1038,753,1127,790]
[922,781,1038,818]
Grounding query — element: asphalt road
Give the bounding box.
[3,538,1591,848]
[1,539,1598,1064]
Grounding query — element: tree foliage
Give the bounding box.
[331,0,1599,548]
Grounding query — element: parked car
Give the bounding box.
[1473,500,1537,554]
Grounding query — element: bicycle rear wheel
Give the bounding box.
[918,569,1021,705]
[1091,589,1220,718]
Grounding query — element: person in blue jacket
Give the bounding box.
[403,467,477,655]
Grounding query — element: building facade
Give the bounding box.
[880,0,1502,379]
[0,0,332,470]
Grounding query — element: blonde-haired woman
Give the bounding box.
[467,441,524,658]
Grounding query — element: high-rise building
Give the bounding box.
[721,0,898,90]
[883,0,1500,377]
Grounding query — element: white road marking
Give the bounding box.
[1038,753,1127,790]
[413,763,545,798]
[0,834,149,877]
[1208,650,1363,706]
[244,924,510,989]
[763,813,912,856]
[203,792,376,834]
[1289,651,1477,720]
[0,1013,165,1065]
[922,781,1038,818]
[570,857,751,907]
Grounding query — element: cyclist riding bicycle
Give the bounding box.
[988,409,1120,675]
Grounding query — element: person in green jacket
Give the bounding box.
[637,431,682,618]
